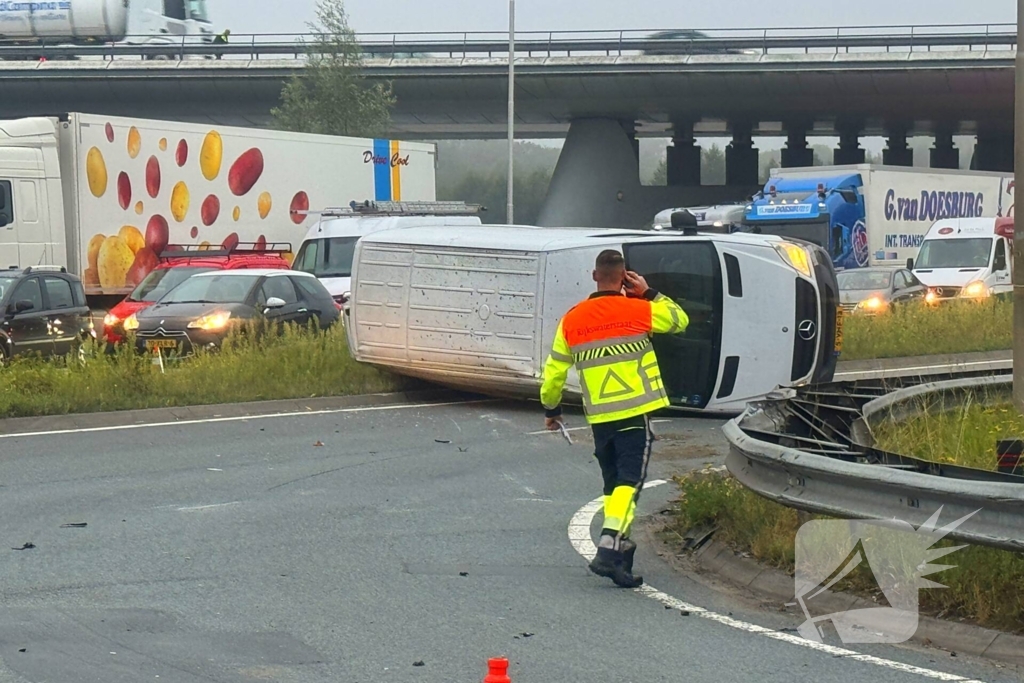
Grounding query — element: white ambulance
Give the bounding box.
[910,217,1014,302]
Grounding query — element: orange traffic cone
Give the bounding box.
[483,657,511,683]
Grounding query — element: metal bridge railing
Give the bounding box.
[0,23,1015,62]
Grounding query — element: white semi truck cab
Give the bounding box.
[911,217,1014,302]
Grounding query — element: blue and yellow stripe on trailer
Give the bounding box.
[372,139,403,201]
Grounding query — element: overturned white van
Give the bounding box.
[345,225,842,414]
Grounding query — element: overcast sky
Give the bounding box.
[213,0,1014,36]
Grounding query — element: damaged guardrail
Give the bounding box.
[722,371,1024,553]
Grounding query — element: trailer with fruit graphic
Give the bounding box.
[0,113,436,305]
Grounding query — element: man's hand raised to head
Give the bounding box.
[623,271,650,298]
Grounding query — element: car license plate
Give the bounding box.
[834,307,845,353]
[146,339,178,351]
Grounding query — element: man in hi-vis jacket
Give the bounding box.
[541,249,688,587]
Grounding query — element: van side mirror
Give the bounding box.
[906,258,914,270]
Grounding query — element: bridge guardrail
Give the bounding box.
[0,24,1016,61]
[723,372,1024,553]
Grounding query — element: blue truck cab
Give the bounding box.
[739,174,870,270]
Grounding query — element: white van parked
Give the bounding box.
[345,223,842,414]
[292,201,483,304]
[911,217,1014,302]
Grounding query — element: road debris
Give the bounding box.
[459,571,469,577]
[435,439,451,444]
[314,441,325,447]
[60,523,88,528]
[12,542,35,551]
[413,660,425,667]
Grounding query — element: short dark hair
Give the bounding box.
[595,250,625,281]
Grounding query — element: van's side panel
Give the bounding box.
[352,240,546,394]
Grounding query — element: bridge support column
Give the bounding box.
[834,128,865,165]
[666,121,701,186]
[930,131,960,169]
[883,127,914,167]
[620,119,640,165]
[781,125,814,168]
[726,123,759,186]
[974,130,1014,172]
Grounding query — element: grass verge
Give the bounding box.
[841,299,1011,361]
[665,472,1024,633]
[0,325,404,419]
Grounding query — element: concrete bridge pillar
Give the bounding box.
[973,130,1014,172]
[666,121,701,186]
[883,127,914,167]
[620,119,640,164]
[726,122,759,186]
[930,131,960,169]
[781,124,814,168]
[834,127,865,165]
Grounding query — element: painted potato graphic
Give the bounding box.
[117,172,132,210]
[289,192,309,224]
[145,215,169,255]
[97,235,134,289]
[170,182,190,223]
[104,122,114,143]
[86,147,107,198]
[228,149,264,196]
[159,138,168,151]
[175,139,188,167]
[118,225,145,254]
[127,126,142,159]
[126,247,160,287]
[201,195,220,226]
[221,232,239,251]
[200,131,223,181]
[258,192,272,219]
[87,234,105,271]
[146,156,161,198]
[135,201,145,215]
[233,206,241,221]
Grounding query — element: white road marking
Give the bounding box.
[0,399,493,440]
[567,480,986,683]
[177,502,240,512]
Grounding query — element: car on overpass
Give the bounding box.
[643,30,757,55]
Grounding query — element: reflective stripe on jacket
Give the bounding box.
[540,290,688,424]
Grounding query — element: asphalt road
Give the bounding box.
[0,397,1018,683]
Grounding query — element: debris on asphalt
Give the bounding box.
[435,439,451,444]
[12,542,35,550]
[459,447,468,453]
[314,441,325,447]
[413,660,425,667]
[951,652,958,657]
[680,611,690,617]
[207,468,223,472]
[60,523,87,528]
[520,633,534,638]
[17,648,25,653]
[459,571,469,577]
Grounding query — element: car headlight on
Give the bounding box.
[857,296,885,311]
[773,241,813,278]
[924,289,938,304]
[103,313,121,328]
[123,314,139,332]
[187,311,232,330]
[961,281,990,299]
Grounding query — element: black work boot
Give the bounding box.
[588,547,644,588]
[621,538,637,575]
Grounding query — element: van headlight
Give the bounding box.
[773,242,813,278]
[960,281,990,299]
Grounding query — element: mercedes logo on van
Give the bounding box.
[798,320,817,341]
[934,289,943,297]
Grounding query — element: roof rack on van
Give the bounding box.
[312,200,485,218]
[158,242,293,260]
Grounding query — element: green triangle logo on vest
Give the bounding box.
[598,368,634,399]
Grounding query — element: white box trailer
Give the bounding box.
[346,225,842,414]
[0,113,436,305]
[755,165,1014,269]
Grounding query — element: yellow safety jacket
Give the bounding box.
[541,289,688,424]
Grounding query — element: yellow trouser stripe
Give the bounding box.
[603,485,638,535]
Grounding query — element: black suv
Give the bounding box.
[0,266,94,365]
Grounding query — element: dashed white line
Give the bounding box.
[0,399,493,440]
[567,480,986,683]
[177,502,240,512]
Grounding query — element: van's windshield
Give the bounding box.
[625,241,723,409]
[916,238,992,269]
[294,237,359,279]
